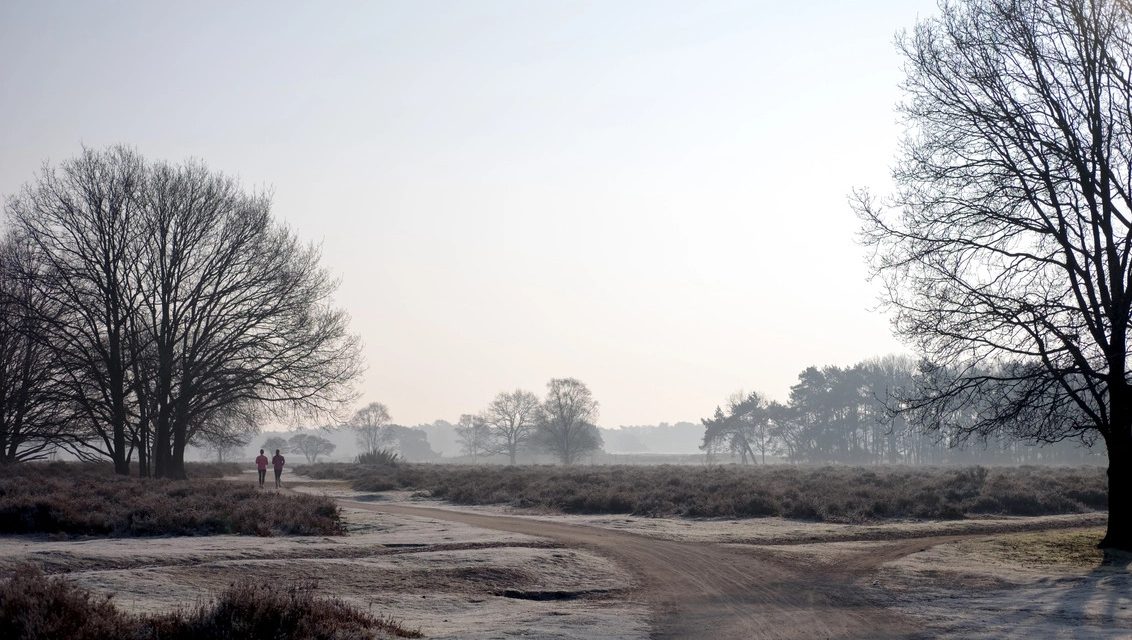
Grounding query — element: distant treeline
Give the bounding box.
[262,355,1099,466]
[702,356,1099,466]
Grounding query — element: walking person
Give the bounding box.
[272,449,286,489]
[255,449,269,488]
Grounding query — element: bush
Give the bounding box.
[0,464,342,537]
[356,449,401,466]
[0,565,125,640]
[0,565,420,640]
[297,462,1108,523]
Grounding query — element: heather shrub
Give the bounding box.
[0,565,126,640]
[356,449,401,466]
[143,579,421,639]
[300,462,1107,523]
[0,566,420,639]
[0,464,342,537]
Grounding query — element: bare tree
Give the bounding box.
[6,147,146,474]
[262,436,289,454]
[350,401,393,454]
[5,147,363,478]
[534,378,603,465]
[193,403,257,463]
[130,157,362,478]
[855,0,1132,548]
[0,234,75,463]
[481,389,541,465]
[455,413,492,462]
[288,432,336,463]
[198,429,250,463]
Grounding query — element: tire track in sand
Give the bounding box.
[342,500,922,640]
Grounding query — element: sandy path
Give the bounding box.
[343,500,923,640]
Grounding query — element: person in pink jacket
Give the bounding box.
[271,449,286,489]
[255,449,269,488]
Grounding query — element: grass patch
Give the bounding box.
[961,528,1110,568]
[0,463,342,537]
[296,463,1107,523]
[0,564,420,639]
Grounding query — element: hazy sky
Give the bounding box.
[1,0,939,427]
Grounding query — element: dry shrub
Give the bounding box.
[299,462,1108,523]
[0,565,126,640]
[0,464,342,537]
[0,565,420,640]
[144,579,421,639]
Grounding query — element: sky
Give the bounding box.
[0,0,940,427]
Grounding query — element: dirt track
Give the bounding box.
[344,500,934,639]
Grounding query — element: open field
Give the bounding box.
[296,463,1108,521]
[1,465,1126,639]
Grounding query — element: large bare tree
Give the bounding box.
[0,234,75,463]
[535,378,602,465]
[856,0,1132,548]
[455,413,492,462]
[5,147,363,478]
[133,158,362,478]
[6,147,145,474]
[482,389,541,465]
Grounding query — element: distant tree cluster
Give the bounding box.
[343,402,437,462]
[0,147,362,477]
[289,432,336,463]
[351,377,603,466]
[703,356,1099,465]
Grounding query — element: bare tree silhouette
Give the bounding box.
[5,147,363,477]
[856,0,1132,548]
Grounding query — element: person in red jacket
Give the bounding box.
[271,449,286,489]
[255,449,269,488]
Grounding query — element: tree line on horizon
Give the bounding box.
[272,355,1097,467]
[703,355,1099,466]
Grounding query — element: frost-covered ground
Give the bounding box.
[0,474,1124,639]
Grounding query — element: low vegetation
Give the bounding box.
[0,462,342,537]
[297,463,1107,523]
[356,448,401,466]
[0,564,420,640]
[957,527,1114,568]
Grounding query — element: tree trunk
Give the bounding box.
[1101,431,1132,549]
[168,430,187,480]
[154,417,170,478]
[137,438,149,478]
[167,406,188,480]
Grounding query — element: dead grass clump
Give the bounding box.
[961,528,1110,568]
[0,464,342,537]
[144,578,422,639]
[298,463,1107,523]
[0,565,421,639]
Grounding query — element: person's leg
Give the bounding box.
[275,469,282,488]
[258,469,265,487]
